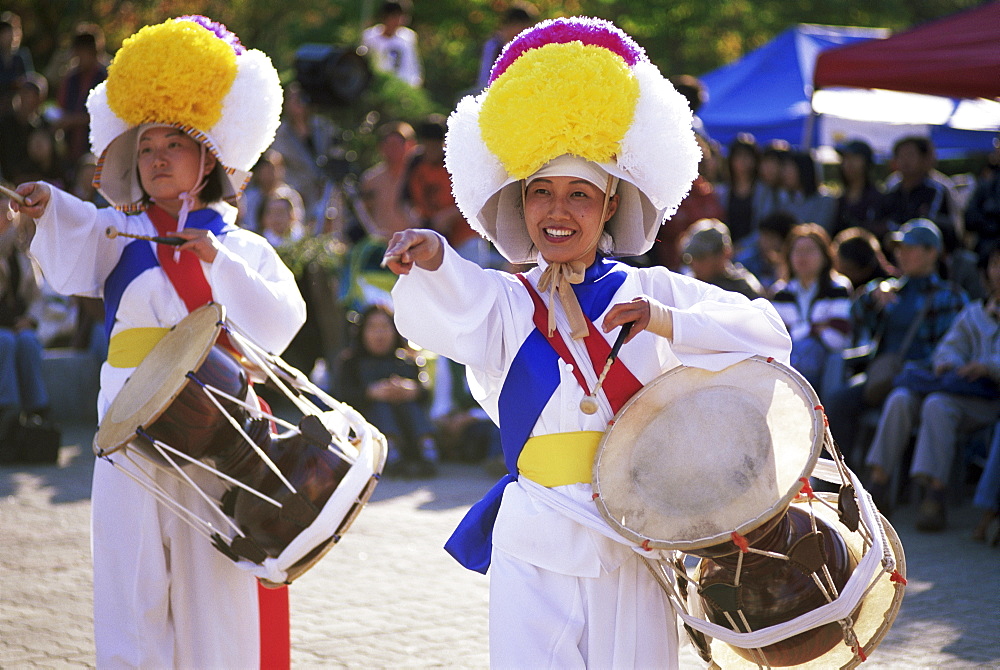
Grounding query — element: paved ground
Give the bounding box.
[1,422,999,669]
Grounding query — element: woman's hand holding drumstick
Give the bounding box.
[382,228,444,275]
[6,182,50,219]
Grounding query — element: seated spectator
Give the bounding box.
[825,219,967,467]
[650,133,726,270]
[735,210,797,294]
[238,149,304,233]
[359,121,417,239]
[831,140,881,237]
[865,242,1000,531]
[0,188,50,454]
[333,304,438,477]
[779,150,835,232]
[756,140,791,222]
[429,355,502,466]
[0,13,33,114]
[680,218,764,300]
[770,224,852,392]
[269,82,340,230]
[17,125,65,188]
[406,115,491,266]
[875,136,955,247]
[361,0,422,87]
[972,419,1000,545]
[0,72,48,182]
[714,134,769,248]
[832,227,896,295]
[258,194,305,248]
[964,150,1000,257]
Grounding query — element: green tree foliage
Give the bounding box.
[7,0,981,170]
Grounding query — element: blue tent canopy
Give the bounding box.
[698,24,999,157]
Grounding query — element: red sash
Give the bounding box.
[516,274,642,414]
[147,205,215,312]
[147,205,237,352]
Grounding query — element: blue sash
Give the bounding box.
[444,258,629,573]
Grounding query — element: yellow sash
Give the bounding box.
[517,430,604,487]
[106,327,170,368]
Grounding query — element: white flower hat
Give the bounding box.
[87,16,283,211]
[444,16,702,264]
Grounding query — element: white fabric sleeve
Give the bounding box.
[208,233,306,356]
[28,185,129,298]
[643,269,792,370]
[391,236,512,377]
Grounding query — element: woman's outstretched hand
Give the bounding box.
[10,182,51,219]
[382,229,444,275]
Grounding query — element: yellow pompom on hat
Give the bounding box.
[445,16,701,264]
[87,16,283,210]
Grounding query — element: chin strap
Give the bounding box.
[152,143,210,261]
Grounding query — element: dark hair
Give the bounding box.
[727,134,759,182]
[356,303,407,355]
[784,151,819,197]
[893,135,932,158]
[669,75,706,114]
[0,21,12,35]
[761,139,791,162]
[415,114,447,141]
[758,211,798,240]
[376,120,415,143]
[978,239,1000,272]
[378,1,410,18]
[503,3,538,25]
[832,226,895,284]
[782,223,834,288]
[71,24,104,53]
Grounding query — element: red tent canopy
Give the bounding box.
[814,2,1000,100]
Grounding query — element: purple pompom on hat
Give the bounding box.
[489,16,647,84]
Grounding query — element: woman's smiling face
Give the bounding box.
[523,175,617,265]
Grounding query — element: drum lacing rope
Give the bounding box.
[109,449,241,542]
[186,372,299,496]
[840,619,867,662]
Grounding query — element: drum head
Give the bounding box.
[593,356,824,551]
[94,304,226,455]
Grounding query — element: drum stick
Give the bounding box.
[0,184,26,206]
[580,321,634,415]
[105,226,185,246]
[380,253,400,269]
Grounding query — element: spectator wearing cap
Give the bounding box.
[832,140,881,238]
[825,218,967,469]
[680,218,765,300]
[865,242,1000,532]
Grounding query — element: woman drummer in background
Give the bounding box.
[12,17,304,668]
[383,17,792,668]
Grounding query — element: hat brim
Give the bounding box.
[94,123,251,211]
[477,168,662,265]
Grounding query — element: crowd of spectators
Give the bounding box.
[2,6,998,538]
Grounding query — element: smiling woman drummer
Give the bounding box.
[13,16,304,669]
[382,16,792,668]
